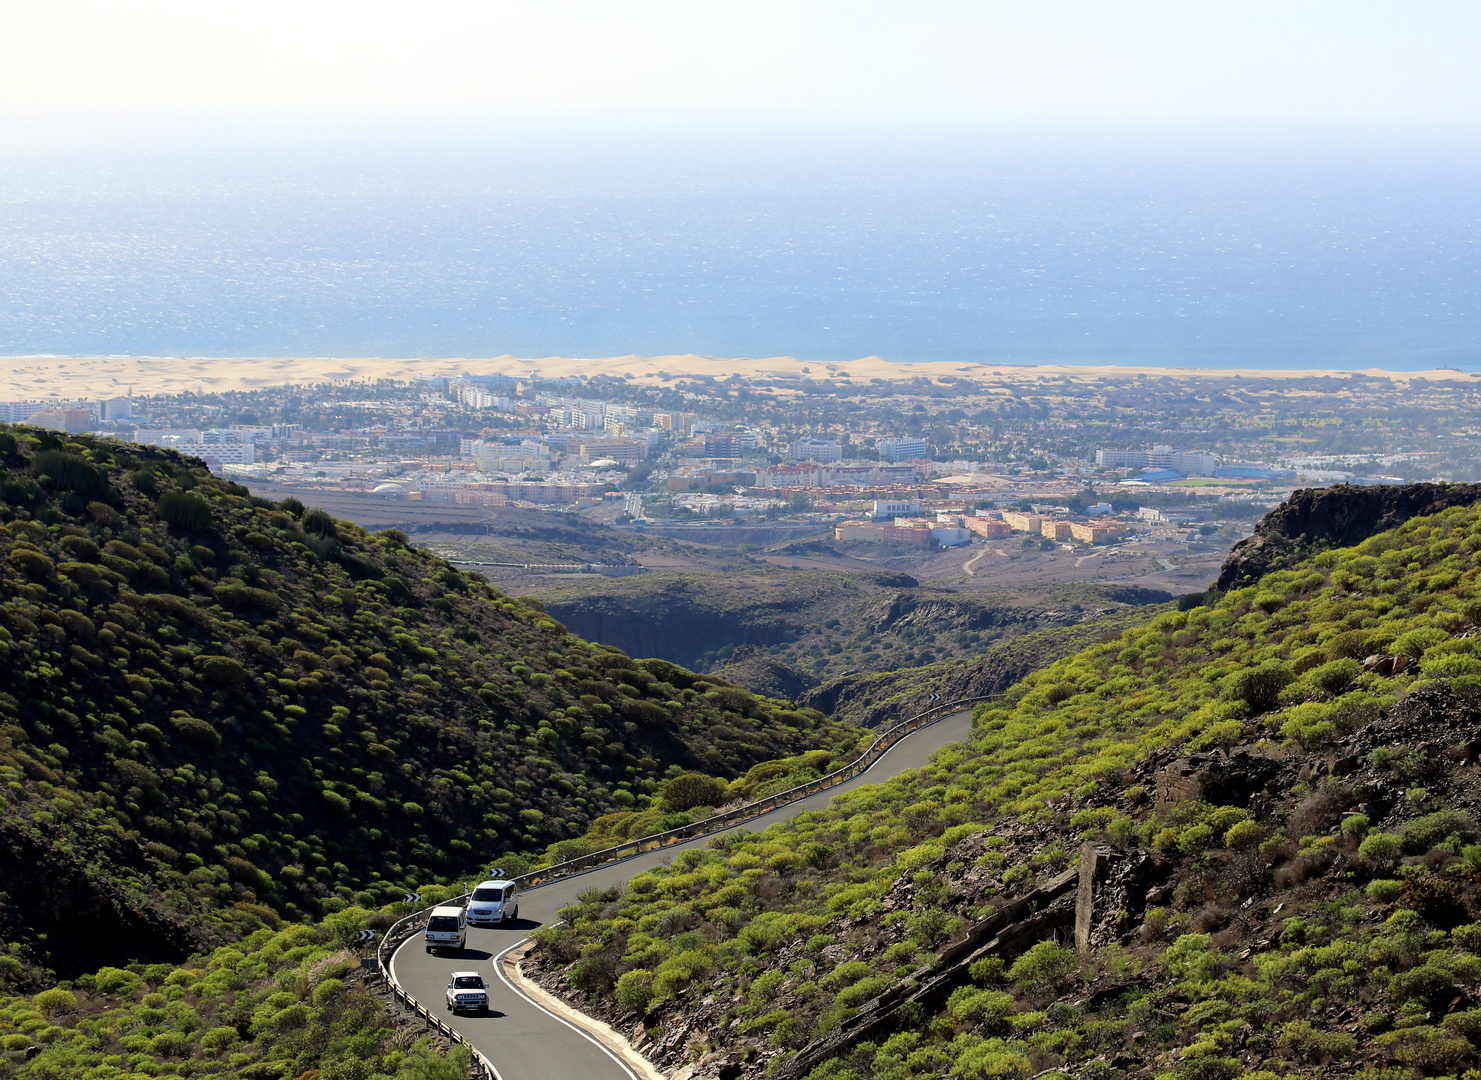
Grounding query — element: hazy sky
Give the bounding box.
[2,1,1478,123]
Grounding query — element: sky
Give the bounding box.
[1,1,1479,124]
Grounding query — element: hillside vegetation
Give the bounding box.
[0,427,855,989]
[795,604,1165,728]
[538,569,1168,691]
[0,919,462,1080]
[527,497,1481,1080]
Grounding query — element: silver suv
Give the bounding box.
[445,971,488,1014]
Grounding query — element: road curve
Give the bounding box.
[391,707,977,1080]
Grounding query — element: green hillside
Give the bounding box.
[525,498,1481,1080]
[536,569,1168,688]
[0,426,855,989]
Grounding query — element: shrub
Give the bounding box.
[1307,657,1363,697]
[615,969,655,1014]
[1358,832,1403,868]
[946,987,1015,1031]
[199,1025,241,1051]
[1393,626,1449,661]
[157,490,213,531]
[31,988,77,1017]
[1224,819,1268,851]
[1365,879,1404,902]
[1006,940,1078,998]
[199,655,247,690]
[311,978,346,1005]
[1387,964,1456,1009]
[823,960,872,988]
[213,583,282,613]
[1400,810,1477,853]
[652,948,714,997]
[1228,660,1294,714]
[952,1039,1032,1080]
[302,508,337,536]
[31,450,107,496]
[171,714,222,750]
[93,966,141,995]
[662,772,730,812]
[835,975,893,1009]
[1376,1024,1472,1072]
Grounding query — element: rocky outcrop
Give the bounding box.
[706,649,815,700]
[1216,482,1481,592]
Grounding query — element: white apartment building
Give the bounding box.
[0,402,50,423]
[788,437,843,462]
[872,499,922,520]
[96,396,133,421]
[876,437,929,463]
[199,443,255,468]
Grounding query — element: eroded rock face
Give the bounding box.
[1155,751,1283,809]
[1216,482,1481,592]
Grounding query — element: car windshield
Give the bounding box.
[453,976,484,989]
[472,887,505,902]
[427,916,460,932]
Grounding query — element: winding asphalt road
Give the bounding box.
[390,707,976,1080]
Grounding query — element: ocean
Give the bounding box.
[1,116,1478,370]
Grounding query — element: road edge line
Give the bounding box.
[494,938,661,1080]
[387,938,505,1080]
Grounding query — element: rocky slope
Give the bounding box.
[529,490,1481,1080]
[1217,480,1481,591]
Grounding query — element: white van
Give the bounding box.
[423,905,467,954]
[466,880,520,926]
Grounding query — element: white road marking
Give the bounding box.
[492,937,641,1080]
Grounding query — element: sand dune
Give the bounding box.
[0,352,1473,400]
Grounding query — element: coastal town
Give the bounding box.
[5,362,1466,563]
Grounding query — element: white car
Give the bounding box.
[446,971,488,1013]
[466,879,519,926]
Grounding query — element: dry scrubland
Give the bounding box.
[527,497,1481,1080]
[11,439,1481,1079]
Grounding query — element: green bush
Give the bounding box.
[1359,832,1403,868]
[661,772,731,811]
[1006,940,1078,998]
[31,988,77,1017]
[615,969,654,1014]
[1227,660,1294,714]
[157,489,213,531]
[1365,879,1404,902]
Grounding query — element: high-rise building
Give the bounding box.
[96,396,133,421]
[704,431,758,457]
[0,402,45,423]
[876,437,929,462]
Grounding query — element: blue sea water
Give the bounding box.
[0,117,1478,370]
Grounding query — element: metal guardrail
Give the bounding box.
[375,903,497,1079]
[505,693,1000,889]
[374,693,997,1078]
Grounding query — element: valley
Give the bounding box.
[9,418,1481,1080]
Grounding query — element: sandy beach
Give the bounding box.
[0,353,1475,401]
